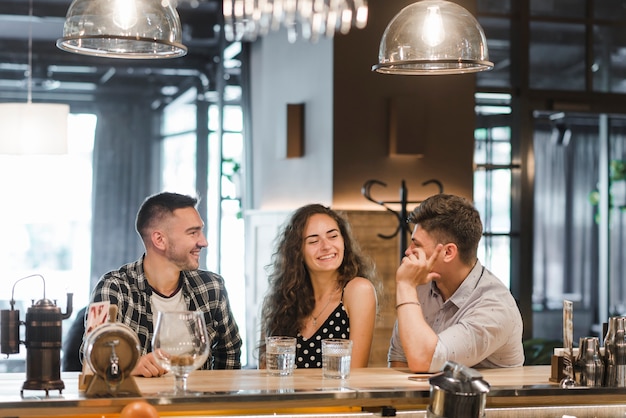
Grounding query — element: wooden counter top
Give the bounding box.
[1,366,625,418]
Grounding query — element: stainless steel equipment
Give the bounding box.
[560,300,576,388]
[0,274,73,396]
[574,336,604,387]
[427,361,490,418]
[604,315,626,387]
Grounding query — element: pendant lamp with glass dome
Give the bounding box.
[372,0,493,75]
[57,0,187,59]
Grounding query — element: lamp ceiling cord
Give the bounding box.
[27,0,33,104]
[0,0,70,155]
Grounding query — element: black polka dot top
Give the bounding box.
[295,303,350,368]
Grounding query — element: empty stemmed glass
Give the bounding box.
[152,311,210,395]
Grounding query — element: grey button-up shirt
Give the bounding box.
[388,261,524,372]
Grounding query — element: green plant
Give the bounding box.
[588,159,626,222]
[610,160,626,182]
[523,338,562,365]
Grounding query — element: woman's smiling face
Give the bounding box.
[302,213,345,274]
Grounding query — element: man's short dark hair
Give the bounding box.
[408,194,483,265]
[136,192,198,240]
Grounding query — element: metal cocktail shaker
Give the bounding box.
[574,336,603,387]
[427,361,490,418]
[604,316,626,387]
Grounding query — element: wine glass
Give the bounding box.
[152,311,210,395]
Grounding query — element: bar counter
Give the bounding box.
[2,366,626,418]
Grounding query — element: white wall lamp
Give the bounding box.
[0,0,69,155]
[372,0,493,75]
[56,0,187,59]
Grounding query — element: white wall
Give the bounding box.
[249,30,334,210]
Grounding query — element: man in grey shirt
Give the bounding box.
[388,194,524,372]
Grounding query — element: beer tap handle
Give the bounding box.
[108,305,118,323]
[105,340,123,391]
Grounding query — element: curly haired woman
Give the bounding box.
[260,204,378,369]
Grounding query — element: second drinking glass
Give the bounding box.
[322,339,352,379]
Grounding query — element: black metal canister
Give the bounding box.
[22,298,67,394]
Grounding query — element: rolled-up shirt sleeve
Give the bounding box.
[430,322,483,372]
[388,320,407,364]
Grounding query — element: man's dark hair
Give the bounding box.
[408,194,483,265]
[135,192,198,240]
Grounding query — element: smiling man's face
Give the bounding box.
[162,206,208,271]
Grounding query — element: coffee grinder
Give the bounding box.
[0,274,73,396]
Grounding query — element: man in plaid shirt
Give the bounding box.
[88,192,242,377]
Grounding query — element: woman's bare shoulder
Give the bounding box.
[343,277,377,317]
[344,276,376,296]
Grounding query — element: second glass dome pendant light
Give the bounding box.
[372,0,493,75]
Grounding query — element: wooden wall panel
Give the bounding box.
[343,210,403,367]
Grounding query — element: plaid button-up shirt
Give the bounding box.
[88,256,242,369]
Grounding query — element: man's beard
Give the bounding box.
[166,244,200,271]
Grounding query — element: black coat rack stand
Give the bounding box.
[361,179,444,262]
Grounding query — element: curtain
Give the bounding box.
[533,122,599,312]
[89,102,160,292]
[534,115,626,330]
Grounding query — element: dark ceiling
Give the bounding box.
[4,0,625,114]
[0,0,234,111]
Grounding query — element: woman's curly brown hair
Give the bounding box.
[259,204,376,350]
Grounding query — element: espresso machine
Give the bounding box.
[0,274,73,396]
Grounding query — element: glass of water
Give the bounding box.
[322,339,353,379]
[265,336,296,376]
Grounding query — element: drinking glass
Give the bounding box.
[322,339,352,379]
[152,311,210,395]
[265,336,296,376]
